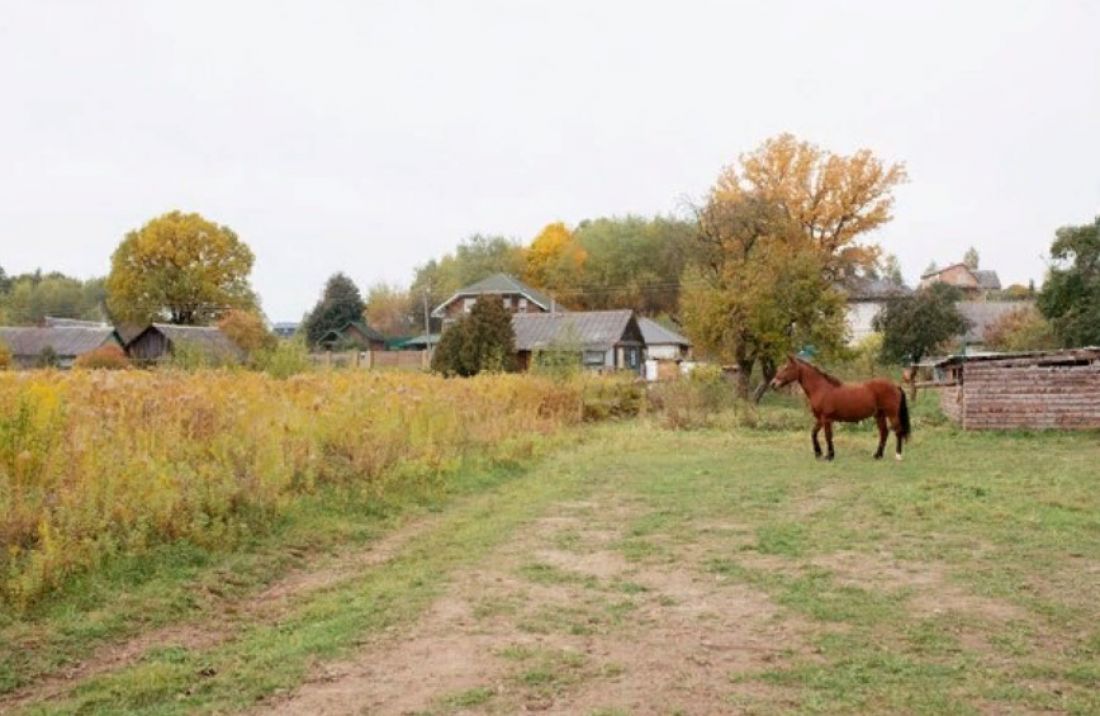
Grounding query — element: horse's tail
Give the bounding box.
[897,387,911,441]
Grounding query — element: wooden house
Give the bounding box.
[511,310,645,373]
[125,324,244,364]
[0,325,122,369]
[318,321,386,351]
[638,317,692,361]
[432,274,557,325]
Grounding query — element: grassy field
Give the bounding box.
[2,391,1099,714]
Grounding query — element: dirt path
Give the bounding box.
[0,513,438,712]
[259,494,809,715]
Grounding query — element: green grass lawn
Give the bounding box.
[4,396,1099,714]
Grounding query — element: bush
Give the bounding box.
[648,365,735,429]
[73,344,131,370]
[983,305,1058,352]
[432,295,516,376]
[253,339,312,379]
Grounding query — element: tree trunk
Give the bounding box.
[735,358,754,401]
[752,356,777,404]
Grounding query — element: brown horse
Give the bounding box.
[770,355,910,461]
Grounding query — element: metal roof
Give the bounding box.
[932,346,1100,369]
[957,301,1030,343]
[973,270,1002,290]
[0,326,120,357]
[637,317,691,347]
[511,310,640,351]
[432,273,555,317]
[843,276,911,301]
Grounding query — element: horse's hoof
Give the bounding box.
[873,453,883,460]
[895,453,903,462]
[815,453,823,460]
[826,454,835,462]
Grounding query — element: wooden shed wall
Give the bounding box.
[947,360,1100,430]
[127,331,171,362]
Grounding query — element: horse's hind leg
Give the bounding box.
[888,414,904,461]
[812,419,823,459]
[824,420,835,461]
[873,413,888,459]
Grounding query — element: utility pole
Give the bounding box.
[423,283,433,362]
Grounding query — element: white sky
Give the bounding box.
[2,1,1098,320]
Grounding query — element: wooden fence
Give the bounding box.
[309,350,429,371]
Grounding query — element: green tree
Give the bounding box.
[106,211,256,325]
[0,271,106,325]
[567,215,693,315]
[303,273,367,348]
[883,254,904,284]
[680,196,846,400]
[873,283,970,366]
[431,295,516,376]
[963,246,980,270]
[1037,217,1100,347]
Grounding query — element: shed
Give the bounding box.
[125,324,244,364]
[638,317,692,361]
[0,326,122,369]
[511,310,645,373]
[931,348,1100,429]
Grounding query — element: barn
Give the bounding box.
[125,324,244,365]
[932,348,1100,430]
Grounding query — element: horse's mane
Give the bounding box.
[795,358,844,387]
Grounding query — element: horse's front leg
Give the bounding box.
[824,420,836,461]
[874,412,887,460]
[811,418,823,459]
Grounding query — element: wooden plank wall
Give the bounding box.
[956,360,1100,430]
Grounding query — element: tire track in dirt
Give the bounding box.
[258,494,810,715]
[1,513,438,712]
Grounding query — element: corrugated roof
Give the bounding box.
[432,273,555,317]
[638,317,691,347]
[0,326,119,357]
[933,346,1100,369]
[957,301,1030,343]
[843,276,911,301]
[511,310,639,351]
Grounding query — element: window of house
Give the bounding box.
[583,350,605,366]
[502,295,511,309]
[463,297,475,313]
[519,297,528,312]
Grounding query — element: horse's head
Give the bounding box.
[770,354,800,389]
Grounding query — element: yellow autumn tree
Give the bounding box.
[107,211,257,325]
[523,222,587,290]
[713,133,907,279]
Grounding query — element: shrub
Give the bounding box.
[649,365,735,429]
[983,305,1058,352]
[254,339,312,379]
[432,295,516,376]
[73,344,131,370]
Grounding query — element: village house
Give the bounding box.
[511,310,645,373]
[0,325,122,368]
[431,273,557,325]
[318,320,386,351]
[920,263,1002,298]
[125,323,244,364]
[956,301,1033,350]
[843,276,910,344]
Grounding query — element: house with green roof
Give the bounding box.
[431,273,558,324]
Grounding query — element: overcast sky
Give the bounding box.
[2,1,1098,320]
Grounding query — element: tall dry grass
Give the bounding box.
[0,370,636,608]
